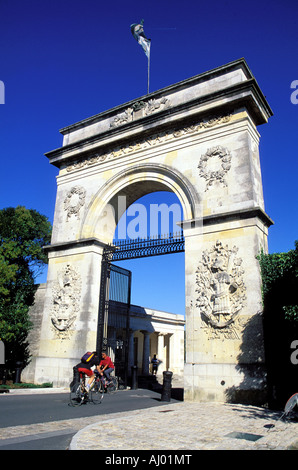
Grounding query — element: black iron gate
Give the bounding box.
[97,258,131,387]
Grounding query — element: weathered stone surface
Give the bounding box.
[24,59,273,402]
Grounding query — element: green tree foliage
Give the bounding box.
[258,241,298,407]
[0,206,52,371]
[258,241,298,321]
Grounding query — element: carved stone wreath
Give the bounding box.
[50,264,81,339]
[198,146,232,190]
[195,240,246,339]
[64,186,86,221]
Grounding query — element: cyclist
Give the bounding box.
[75,352,100,392]
[99,352,115,383]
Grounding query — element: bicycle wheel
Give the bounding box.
[69,382,85,407]
[91,380,104,404]
[107,376,118,394]
[285,393,298,415]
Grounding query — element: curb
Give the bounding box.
[0,387,69,395]
[288,439,298,450]
[69,421,97,450]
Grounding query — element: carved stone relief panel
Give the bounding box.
[66,114,231,173]
[109,107,133,128]
[195,240,246,340]
[198,146,232,190]
[64,186,86,221]
[50,264,81,339]
[110,97,170,128]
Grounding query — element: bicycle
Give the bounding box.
[69,371,104,406]
[99,373,118,394]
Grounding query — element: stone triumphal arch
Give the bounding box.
[23,59,273,403]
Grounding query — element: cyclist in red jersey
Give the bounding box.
[99,352,115,382]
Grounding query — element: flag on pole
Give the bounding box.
[130,19,151,58]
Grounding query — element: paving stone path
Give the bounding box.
[1,388,297,450]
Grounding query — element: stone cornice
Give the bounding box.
[203,206,274,228]
[43,237,111,253]
[58,58,267,135]
[45,59,273,170]
[180,207,274,230]
[62,113,233,174]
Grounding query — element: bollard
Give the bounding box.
[131,365,138,390]
[14,361,23,384]
[161,370,173,402]
[0,340,4,365]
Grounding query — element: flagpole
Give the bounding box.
[147,48,150,94]
[130,20,151,94]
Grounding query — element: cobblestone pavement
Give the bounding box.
[69,401,298,450]
[0,388,297,450]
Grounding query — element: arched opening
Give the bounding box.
[80,163,200,243]
[81,163,197,381]
[106,189,185,380]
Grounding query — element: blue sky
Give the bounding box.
[1,0,297,315]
